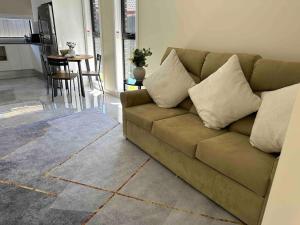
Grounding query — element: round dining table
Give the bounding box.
[47,54,94,97]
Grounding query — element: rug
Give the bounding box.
[0,110,119,224]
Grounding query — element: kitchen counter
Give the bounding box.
[0,43,43,74]
[0,38,41,45]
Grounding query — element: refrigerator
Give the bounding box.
[38,3,58,56]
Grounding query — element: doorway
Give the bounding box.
[121,0,136,90]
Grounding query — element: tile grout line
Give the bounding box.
[46,175,114,194]
[0,179,57,197]
[43,123,119,177]
[116,157,151,192]
[46,158,241,225]
[1,175,240,225]
[116,193,241,225]
[81,192,116,225]
[80,157,151,225]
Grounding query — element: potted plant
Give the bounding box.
[130,48,152,81]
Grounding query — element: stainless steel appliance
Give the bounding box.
[38,3,58,55]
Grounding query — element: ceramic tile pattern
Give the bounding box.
[0,74,242,224]
[119,159,238,222]
[49,126,150,191]
[87,195,237,225]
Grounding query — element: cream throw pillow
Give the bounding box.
[188,55,261,129]
[250,84,300,153]
[143,49,195,108]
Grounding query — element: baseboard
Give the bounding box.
[104,89,121,97]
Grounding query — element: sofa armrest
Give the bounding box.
[120,89,153,108]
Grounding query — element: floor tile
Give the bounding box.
[50,126,150,191]
[0,89,16,104]
[0,184,83,225]
[87,195,234,225]
[49,183,112,212]
[0,76,122,126]
[120,159,239,222]
[0,119,49,158]
[0,101,73,129]
[0,181,112,225]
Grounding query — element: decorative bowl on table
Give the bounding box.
[60,49,69,56]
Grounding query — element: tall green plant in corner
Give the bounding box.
[130,48,152,81]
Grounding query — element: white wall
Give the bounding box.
[0,45,34,71]
[52,0,86,55]
[100,0,118,94]
[138,0,300,74]
[262,89,300,225]
[0,0,32,18]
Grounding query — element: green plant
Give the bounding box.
[130,48,152,67]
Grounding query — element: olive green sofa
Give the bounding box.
[120,47,300,225]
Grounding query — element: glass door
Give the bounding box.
[90,0,101,71]
[121,0,136,88]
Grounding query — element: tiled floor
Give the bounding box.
[47,127,240,224]
[0,74,122,127]
[0,73,242,225]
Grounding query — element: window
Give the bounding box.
[0,18,32,38]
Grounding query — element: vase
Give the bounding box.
[133,67,146,81]
[68,48,75,57]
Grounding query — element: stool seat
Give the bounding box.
[52,72,78,80]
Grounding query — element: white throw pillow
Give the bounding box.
[188,55,261,129]
[250,84,300,153]
[143,49,195,108]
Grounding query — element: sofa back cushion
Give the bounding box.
[161,47,208,83]
[201,52,261,81]
[250,59,300,92]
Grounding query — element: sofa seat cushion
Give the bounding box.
[152,113,226,158]
[228,114,256,136]
[195,132,276,197]
[125,103,187,131]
